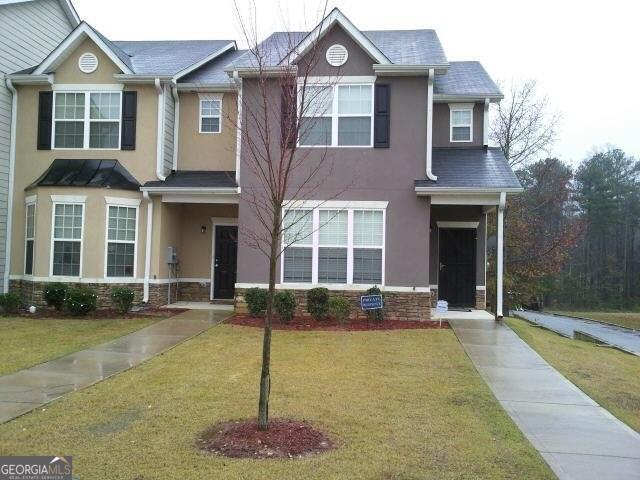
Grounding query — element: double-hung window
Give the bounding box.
[24,201,36,275]
[200,95,222,133]
[298,82,373,147]
[282,206,385,285]
[106,205,137,277]
[449,103,473,142]
[53,91,121,149]
[51,203,84,276]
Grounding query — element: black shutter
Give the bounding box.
[121,91,137,150]
[281,82,297,149]
[374,84,390,148]
[37,91,53,150]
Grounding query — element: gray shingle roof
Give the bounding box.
[434,61,502,97]
[112,40,234,76]
[143,171,237,189]
[414,148,521,190]
[180,49,247,85]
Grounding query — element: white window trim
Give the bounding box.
[297,80,375,148]
[199,94,222,134]
[104,203,139,279]
[50,202,85,278]
[52,90,122,150]
[24,200,36,276]
[281,206,386,287]
[449,103,474,143]
[104,196,141,207]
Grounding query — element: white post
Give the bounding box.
[143,192,154,303]
[496,192,506,318]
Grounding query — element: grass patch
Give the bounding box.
[548,311,640,330]
[0,317,158,375]
[0,325,554,479]
[506,317,640,432]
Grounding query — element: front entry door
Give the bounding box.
[213,226,238,299]
[439,228,476,308]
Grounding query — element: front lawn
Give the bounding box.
[0,324,553,479]
[507,317,640,432]
[0,317,158,375]
[548,310,640,330]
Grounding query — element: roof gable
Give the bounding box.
[0,0,80,26]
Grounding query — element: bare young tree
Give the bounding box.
[232,2,348,430]
[491,80,560,166]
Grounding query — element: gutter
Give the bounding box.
[171,83,180,171]
[6,74,54,85]
[175,83,236,92]
[114,74,172,84]
[372,64,449,76]
[434,94,504,102]
[154,78,166,181]
[142,191,153,303]
[224,66,297,78]
[415,187,523,195]
[426,69,437,181]
[3,79,17,293]
[139,187,240,195]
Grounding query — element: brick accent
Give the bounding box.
[430,288,438,307]
[235,288,432,321]
[475,288,486,310]
[178,281,211,302]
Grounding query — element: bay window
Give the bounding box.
[298,82,373,147]
[53,91,121,149]
[449,103,473,142]
[282,206,385,285]
[51,203,84,276]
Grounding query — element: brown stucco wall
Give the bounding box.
[432,102,484,148]
[177,92,237,171]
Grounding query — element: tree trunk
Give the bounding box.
[258,208,281,431]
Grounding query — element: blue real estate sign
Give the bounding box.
[360,294,383,311]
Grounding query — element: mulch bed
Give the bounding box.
[196,419,335,459]
[230,315,448,331]
[9,307,187,320]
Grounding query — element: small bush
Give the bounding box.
[43,283,69,311]
[0,292,21,314]
[245,288,268,317]
[274,290,297,323]
[64,287,97,316]
[364,286,384,322]
[307,287,330,320]
[111,287,135,314]
[328,296,351,324]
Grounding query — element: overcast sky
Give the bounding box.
[73,0,638,166]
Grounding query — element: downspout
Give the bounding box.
[142,191,154,303]
[154,78,166,181]
[426,68,437,181]
[496,191,506,319]
[233,72,242,186]
[483,97,490,147]
[3,79,17,293]
[171,83,179,170]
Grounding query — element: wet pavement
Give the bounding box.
[450,317,640,480]
[515,310,640,356]
[0,309,230,424]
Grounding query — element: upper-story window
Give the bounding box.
[449,103,473,142]
[298,82,373,147]
[53,92,121,149]
[199,94,222,134]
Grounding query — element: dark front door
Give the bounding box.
[213,225,238,299]
[438,228,476,308]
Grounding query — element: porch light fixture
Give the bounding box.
[201,225,207,234]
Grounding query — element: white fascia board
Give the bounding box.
[229,66,298,77]
[415,187,523,194]
[113,74,172,84]
[172,42,236,82]
[160,193,240,204]
[372,64,449,76]
[282,8,391,66]
[104,196,141,206]
[434,94,503,102]
[6,74,53,85]
[436,221,479,229]
[175,83,236,92]
[50,194,87,203]
[35,22,134,75]
[140,187,239,194]
[53,83,123,91]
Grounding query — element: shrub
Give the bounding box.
[64,287,97,316]
[245,288,268,317]
[274,290,297,323]
[43,283,69,311]
[364,286,384,322]
[111,287,135,314]
[307,287,330,320]
[328,296,351,324]
[0,293,21,314]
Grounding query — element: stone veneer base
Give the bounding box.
[234,288,432,322]
[429,287,486,310]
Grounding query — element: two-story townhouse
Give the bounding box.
[229,8,521,320]
[6,21,245,307]
[0,0,79,293]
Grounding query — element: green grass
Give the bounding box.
[507,317,640,432]
[0,316,158,375]
[548,311,640,330]
[0,325,554,479]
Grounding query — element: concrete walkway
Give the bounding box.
[0,309,229,424]
[449,317,640,480]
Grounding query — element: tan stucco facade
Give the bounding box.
[176,91,237,171]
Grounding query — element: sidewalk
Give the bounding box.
[0,309,229,424]
[449,317,640,480]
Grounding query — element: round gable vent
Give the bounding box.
[326,44,348,67]
[78,52,98,74]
